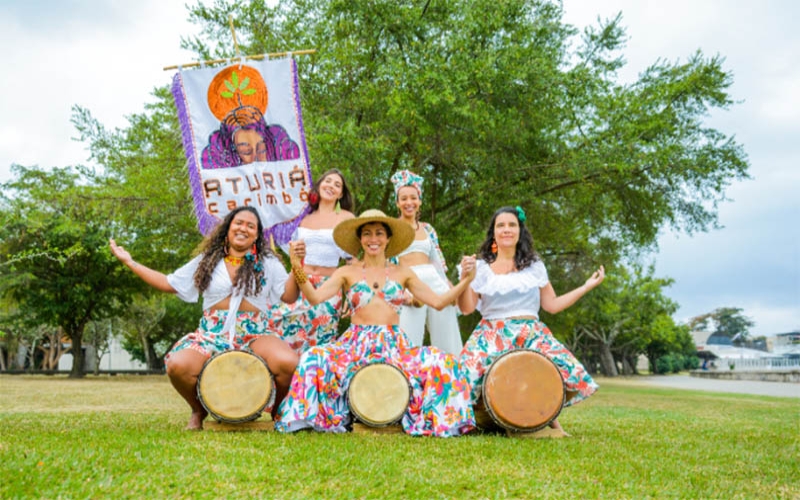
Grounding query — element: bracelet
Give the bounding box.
[292,266,308,285]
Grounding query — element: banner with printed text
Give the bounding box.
[171,57,312,244]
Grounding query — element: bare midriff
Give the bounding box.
[397,251,430,268]
[303,264,338,277]
[210,297,261,313]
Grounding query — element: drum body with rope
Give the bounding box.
[197,350,275,423]
[474,349,565,433]
[347,363,411,427]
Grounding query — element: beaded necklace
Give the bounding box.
[224,255,245,266]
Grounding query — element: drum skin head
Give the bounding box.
[348,363,410,427]
[197,351,274,423]
[482,349,565,432]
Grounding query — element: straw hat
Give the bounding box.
[333,209,415,258]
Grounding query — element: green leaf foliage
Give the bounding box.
[185,0,749,277]
[0,166,143,377]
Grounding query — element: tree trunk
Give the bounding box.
[140,330,152,369]
[598,343,619,377]
[621,356,634,375]
[147,343,164,371]
[69,331,85,379]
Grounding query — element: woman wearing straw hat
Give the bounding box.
[390,169,462,355]
[275,209,477,436]
[277,168,355,353]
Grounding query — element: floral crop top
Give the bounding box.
[346,266,405,313]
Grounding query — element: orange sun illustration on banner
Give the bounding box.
[207,65,268,121]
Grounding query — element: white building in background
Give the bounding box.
[58,336,147,372]
[693,330,786,359]
[768,331,800,356]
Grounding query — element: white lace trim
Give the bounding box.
[465,259,548,295]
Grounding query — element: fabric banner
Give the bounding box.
[171,57,312,244]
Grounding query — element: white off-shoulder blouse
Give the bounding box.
[461,259,550,320]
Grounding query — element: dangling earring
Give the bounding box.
[491,240,498,254]
[335,199,341,214]
[224,237,230,255]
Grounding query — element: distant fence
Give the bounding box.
[1,369,164,376]
[717,357,800,371]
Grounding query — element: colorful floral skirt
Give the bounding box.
[275,324,475,437]
[165,309,277,363]
[274,274,344,354]
[459,318,598,407]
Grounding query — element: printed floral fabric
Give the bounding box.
[459,318,598,407]
[275,324,475,437]
[165,309,279,362]
[275,274,343,354]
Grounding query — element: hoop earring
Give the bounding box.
[224,237,230,255]
[491,240,498,254]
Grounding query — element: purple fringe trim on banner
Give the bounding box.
[169,59,314,244]
[171,72,219,236]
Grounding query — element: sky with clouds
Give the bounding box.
[1,1,797,337]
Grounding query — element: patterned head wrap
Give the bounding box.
[390,170,424,199]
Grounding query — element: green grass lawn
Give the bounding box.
[1,375,798,499]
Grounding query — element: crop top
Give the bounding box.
[294,227,351,267]
[166,253,289,314]
[346,266,405,313]
[393,222,448,280]
[279,227,351,267]
[459,259,549,320]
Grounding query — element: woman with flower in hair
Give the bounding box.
[109,206,299,430]
[457,206,604,434]
[278,168,355,353]
[276,209,477,437]
[390,170,463,355]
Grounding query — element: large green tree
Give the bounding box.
[71,88,203,363]
[185,0,748,276]
[563,265,683,376]
[0,166,140,377]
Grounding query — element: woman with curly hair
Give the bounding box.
[457,206,604,434]
[109,206,298,430]
[278,168,355,353]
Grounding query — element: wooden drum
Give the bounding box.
[197,350,275,423]
[347,363,411,427]
[474,349,565,433]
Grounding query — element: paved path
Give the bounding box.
[634,374,800,398]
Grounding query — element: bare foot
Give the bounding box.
[548,419,570,436]
[185,410,207,431]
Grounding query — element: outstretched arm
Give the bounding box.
[540,265,605,315]
[109,239,176,293]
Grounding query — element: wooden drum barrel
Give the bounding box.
[347,363,411,427]
[197,350,275,423]
[474,349,565,433]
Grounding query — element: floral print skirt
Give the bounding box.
[275,324,475,437]
[274,274,344,354]
[165,309,277,364]
[459,318,598,407]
